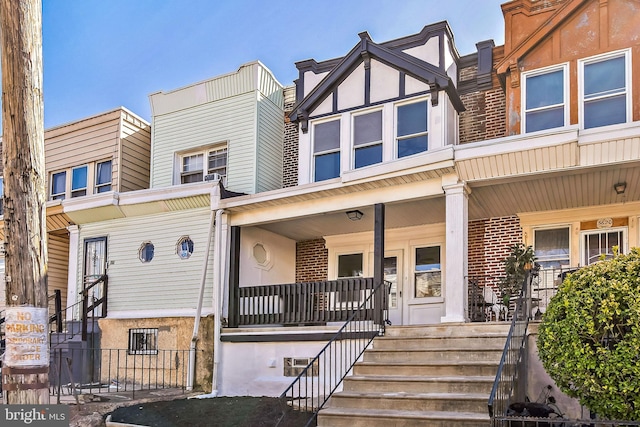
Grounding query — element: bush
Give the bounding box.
[537,248,640,420]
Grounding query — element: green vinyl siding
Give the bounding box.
[256,92,284,192]
[76,208,214,313]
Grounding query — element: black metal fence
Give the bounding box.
[280,280,389,427]
[49,347,195,402]
[235,277,376,326]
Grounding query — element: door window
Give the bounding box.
[414,246,441,298]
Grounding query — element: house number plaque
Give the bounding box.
[596,218,613,229]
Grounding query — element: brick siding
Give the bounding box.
[295,238,328,282]
[282,86,298,188]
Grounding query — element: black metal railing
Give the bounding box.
[280,279,389,427]
[48,289,63,333]
[233,277,376,327]
[81,274,108,341]
[49,347,195,403]
[488,271,532,423]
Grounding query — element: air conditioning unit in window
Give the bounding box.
[204,173,221,182]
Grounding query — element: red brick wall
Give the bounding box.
[295,239,328,282]
[468,215,523,288]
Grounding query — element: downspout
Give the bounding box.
[187,209,216,390]
[210,208,225,396]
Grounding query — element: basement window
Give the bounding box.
[128,328,158,355]
[284,357,318,377]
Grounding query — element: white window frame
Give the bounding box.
[580,227,627,266]
[71,165,88,198]
[95,160,112,193]
[521,63,569,134]
[394,96,429,159]
[128,328,158,355]
[177,144,228,185]
[311,117,341,182]
[50,170,67,201]
[533,226,571,270]
[578,49,631,130]
[351,108,383,169]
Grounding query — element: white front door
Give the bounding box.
[384,251,403,326]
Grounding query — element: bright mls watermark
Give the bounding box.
[1,405,68,426]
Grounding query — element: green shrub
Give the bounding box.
[537,248,640,420]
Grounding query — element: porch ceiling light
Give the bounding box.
[614,182,627,195]
[346,210,364,221]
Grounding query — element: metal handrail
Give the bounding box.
[280,279,389,427]
[488,271,532,421]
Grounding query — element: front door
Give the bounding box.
[384,251,403,325]
[83,236,107,316]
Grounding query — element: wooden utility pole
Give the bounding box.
[0,0,49,404]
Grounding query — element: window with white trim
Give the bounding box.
[71,165,88,198]
[353,110,382,168]
[523,65,567,133]
[180,146,227,184]
[534,227,570,269]
[128,328,158,355]
[582,228,626,265]
[95,160,112,193]
[414,246,441,298]
[51,171,67,200]
[580,50,629,129]
[313,119,340,182]
[396,99,428,158]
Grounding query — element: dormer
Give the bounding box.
[497,0,640,135]
[289,22,465,185]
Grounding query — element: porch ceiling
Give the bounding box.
[468,163,640,220]
[257,162,640,241]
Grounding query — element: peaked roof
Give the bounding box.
[289,28,465,128]
[496,0,589,75]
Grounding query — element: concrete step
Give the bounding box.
[342,374,494,394]
[384,322,510,338]
[327,391,489,413]
[363,348,502,363]
[317,407,490,427]
[353,360,500,377]
[373,335,506,350]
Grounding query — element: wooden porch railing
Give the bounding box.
[230,277,376,327]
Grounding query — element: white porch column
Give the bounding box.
[441,183,469,323]
[66,225,80,320]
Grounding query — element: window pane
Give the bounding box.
[584,56,625,97]
[416,246,440,271]
[584,95,626,129]
[354,111,382,146]
[397,101,427,137]
[52,172,66,200]
[208,148,227,175]
[183,154,203,172]
[314,120,340,153]
[314,152,340,181]
[526,70,564,109]
[398,135,428,158]
[96,161,112,187]
[182,172,203,183]
[355,144,382,168]
[338,254,363,278]
[384,257,398,309]
[534,228,569,268]
[72,167,87,190]
[526,106,565,133]
[139,242,154,263]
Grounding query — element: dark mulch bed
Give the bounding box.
[108,396,315,427]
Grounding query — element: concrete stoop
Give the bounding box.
[316,322,509,427]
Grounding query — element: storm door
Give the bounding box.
[83,236,107,317]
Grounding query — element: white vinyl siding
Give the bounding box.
[256,92,284,192]
[150,62,284,195]
[76,208,214,312]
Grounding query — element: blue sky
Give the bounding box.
[41,0,506,128]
